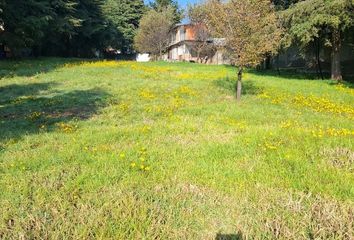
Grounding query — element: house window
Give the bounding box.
[180,28,186,41]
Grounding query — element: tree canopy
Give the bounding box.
[134,7,174,59]
[150,0,183,24]
[204,0,283,100]
[281,0,354,80]
[0,0,145,57]
[102,0,145,53]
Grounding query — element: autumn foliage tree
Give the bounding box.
[205,0,283,100]
[134,7,174,59]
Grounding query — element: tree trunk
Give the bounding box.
[276,53,280,75]
[316,38,324,80]
[265,54,271,70]
[331,29,342,81]
[313,41,319,79]
[236,67,243,101]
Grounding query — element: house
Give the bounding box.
[166,23,229,64]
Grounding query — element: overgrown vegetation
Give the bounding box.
[0,59,353,238]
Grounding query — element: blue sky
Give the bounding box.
[144,0,202,23]
[144,0,200,9]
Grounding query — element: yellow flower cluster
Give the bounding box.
[27,111,42,121]
[175,86,197,96]
[280,120,299,129]
[145,103,182,117]
[129,147,151,172]
[175,70,228,81]
[12,96,36,104]
[55,122,78,133]
[311,127,354,138]
[257,133,284,151]
[141,86,196,117]
[335,84,354,96]
[263,142,279,150]
[129,64,173,80]
[139,90,156,99]
[258,91,287,104]
[83,144,113,155]
[258,139,283,151]
[259,90,354,119]
[140,125,151,133]
[131,64,172,74]
[63,60,131,68]
[292,95,354,118]
[118,102,130,113]
[223,118,247,130]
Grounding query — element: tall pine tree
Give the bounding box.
[102,0,145,53]
[150,0,182,24]
[0,0,145,57]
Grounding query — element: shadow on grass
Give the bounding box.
[0,58,82,79]
[0,82,110,144]
[246,69,322,80]
[223,65,330,80]
[327,80,354,89]
[228,66,354,82]
[215,233,244,240]
[0,83,54,104]
[214,76,264,95]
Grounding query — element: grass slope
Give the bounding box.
[0,58,353,239]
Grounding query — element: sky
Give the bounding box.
[144,0,200,9]
[144,0,201,23]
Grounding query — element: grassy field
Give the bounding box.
[0,58,353,239]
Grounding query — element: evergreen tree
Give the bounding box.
[102,0,145,53]
[150,0,182,24]
[0,0,52,56]
[39,0,82,56]
[0,0,145,57]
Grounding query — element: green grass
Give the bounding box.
[0,58,353,239]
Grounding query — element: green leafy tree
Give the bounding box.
[134,7,174,59]
[205,0,283,101]
[281,0,354,81]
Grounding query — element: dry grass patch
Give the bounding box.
[320,147,354,171]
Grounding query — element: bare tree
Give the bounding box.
[134,7,174,60]
[205,0,283,100]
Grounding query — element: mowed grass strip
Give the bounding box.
[0,58,353,239]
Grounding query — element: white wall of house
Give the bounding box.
[169,44,192,61]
